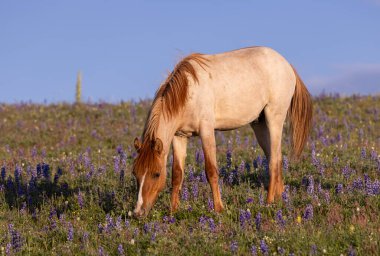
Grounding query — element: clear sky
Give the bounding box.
[1,0,379,103]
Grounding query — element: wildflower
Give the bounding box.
[246,197,254,204]
[230,241,238,253]
[307,176,314,195]
[335,184,343,194]
[119,169,125,183]
[361,147,366,159]
[1,165,5,181]
[259,192,264,206]
[278,247,285,255]
[78,191,84,209]
[8,224,22,252]
[260,239,269,255]
[283,156,289,171]
[303,204,313,221]
[342,166,351,179]
[255,212,262,231]
[276,210,285,228]
[208,217,216,232]
[117,244,124,256]
[310,244,317,255]
[195,149,204,165]
[114,155,120,173]
[67,223,74,242]
[226,149,232,169]
[251,245,257,255]
[296,215,302,224]
[192,183,198,198]
[208,198,214,211]
[130,239,135,245]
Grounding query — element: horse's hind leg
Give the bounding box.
[251,109,285,203]
[171,136,188,213]
[200,122,224,213]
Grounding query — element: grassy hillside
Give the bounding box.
[0,95,379,255]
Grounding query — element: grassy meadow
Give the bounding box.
[0,95,379,255]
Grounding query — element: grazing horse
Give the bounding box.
[132,46,312,218]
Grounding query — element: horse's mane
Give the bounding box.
[142,53,209,142]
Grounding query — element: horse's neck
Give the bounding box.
[152,115,178,155]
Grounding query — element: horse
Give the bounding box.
[132,46,312,218]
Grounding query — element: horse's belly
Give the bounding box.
[214,103,264,130]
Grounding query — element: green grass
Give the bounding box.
[0,95,379,255]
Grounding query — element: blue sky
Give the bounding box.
[0,0,379,103]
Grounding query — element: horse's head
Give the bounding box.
[132,137,166,218]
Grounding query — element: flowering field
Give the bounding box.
[0,95,379,255]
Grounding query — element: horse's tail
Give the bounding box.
[288,66,313,159]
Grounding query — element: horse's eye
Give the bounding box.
[153,172,160,179]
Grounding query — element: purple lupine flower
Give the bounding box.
[1,165,5,181]
[278,247,285,255]
[195,149,204,165]
[78,191,84,209]
[251,245,257,256]
[283,156,289,171]
[67,223,74,241]
[49,208,57,230]
[361,147,366,159]
[226,149,232,169]
[115,165,123,181]
[98,223,103,233]
[31,147,37,158]
[230,241,238,253]
[8,224,22,252]
[259,192,264,206]
[199,216,207,230]
[335,184,343,194]
[143,223,150,234]
[310,244,317,255]
[82,232,89,244]
[276,210,285,228]
[246,197,254,204]
[352,177,364,190]
[370,149,377,161]
[342,166,351,179]
[200,171,207,183]
[6,243,12,255]
[192,183,198,198]
[282,186,289,205]
[181,186,189,201]
[260,240,269,255]
[307,176,314,195]
[208,217,216,232]
[114,155,120,173]
[188,165,195,181]
[208,198,214,211]
[255,212,262,231]
[116,216,122,231]
[117,244,124,255]
[372,180,380,195]
[98,246,107,256]
[303,204,314,221]
[42,163,50,180]
[238,160,245,174]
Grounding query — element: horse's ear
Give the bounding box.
[134,137,142,152]
[153,138,163,154]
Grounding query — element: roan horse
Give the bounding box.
[132,46,312,218]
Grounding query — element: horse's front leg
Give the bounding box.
[170,135,188,213]
[200,125,224,213]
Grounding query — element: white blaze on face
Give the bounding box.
[134,172,146,214]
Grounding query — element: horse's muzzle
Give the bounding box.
[133,208,146,219]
